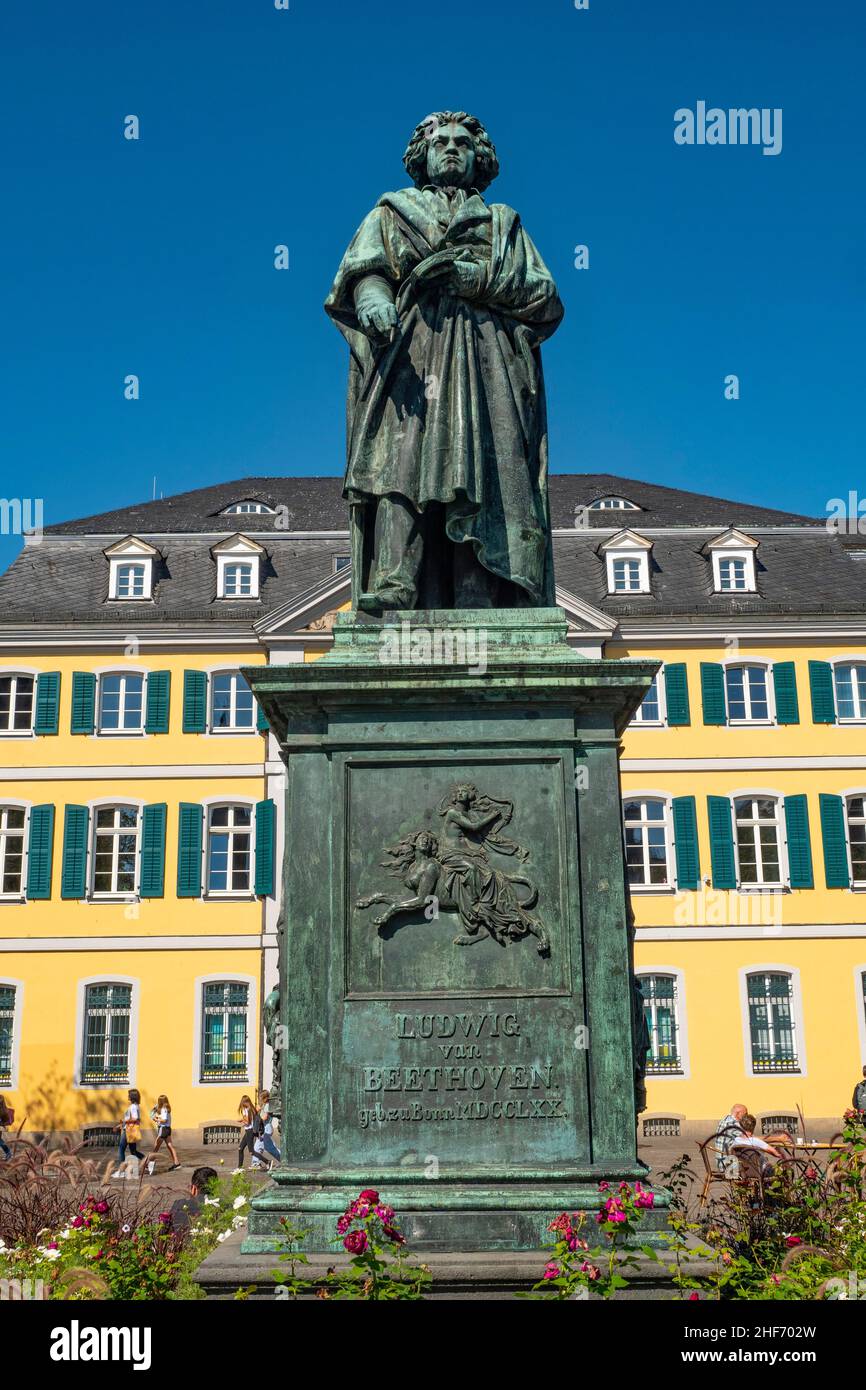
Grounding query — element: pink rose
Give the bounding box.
[785,1235,803,1247]
[543,1262,560,1281]
[358,1188,379,1204]
[343,1229,368,1255]
[688,1292,699,1301]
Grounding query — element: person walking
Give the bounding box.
[149,1094,181,1171]
[0,1093,13,1159]
[256,1089,281,1164]
[852,1064,866,1113]
[235,1094,260,1171]
[113,1088,143,1175]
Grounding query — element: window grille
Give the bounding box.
[760,1114,800,1137]
[201,981,249,1080]
[0,984,15,1085]
[81,982,132,1084]
[747,972,799,1073]
[82,1125,118,1148]
[203,1124,242,1146]
[639,974,681,1073]
[642,1117,681,1138]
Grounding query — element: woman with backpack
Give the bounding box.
[113,1088,143,1173]
[256,1088,281,1164]
[148,1094,181,1171]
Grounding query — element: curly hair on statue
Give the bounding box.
[402,111,500,193]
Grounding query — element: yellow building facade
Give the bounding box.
[1,474,864,1147]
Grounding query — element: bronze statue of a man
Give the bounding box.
[325,111,564,612]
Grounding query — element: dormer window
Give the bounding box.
[706,528,758,594]
[601,529,653,595]
[221,500,275,516]
[212,534,265,600]
[104,537,158,602]
[588,496,640,511]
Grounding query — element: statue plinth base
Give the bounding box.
[243,609,668,1252]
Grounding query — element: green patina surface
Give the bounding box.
[241,610,668,1252]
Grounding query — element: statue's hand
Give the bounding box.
[358,299,398,343]
[447,259,484,300]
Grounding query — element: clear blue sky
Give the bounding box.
[1,0,863,571]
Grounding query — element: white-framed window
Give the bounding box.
[80,981,133,1085]
[206,804,253,896]
[623,797,671,888]
[210,672,255,732]
[611,558,642,592]
[90,805,139,898]
[708,530,758,593]
[734,796,783,887]
[200,980,250,1082]
[588,496,640,511]
[718,557,748,591]
[725,664,771,723]
[222,561,255,597]
[631,671,665,725]
[0,673,35,733]
[0,983,18,1086]
[213,535,264,599]
[105,538,156,601]
[98,672,145,733]
[846,796,866,886]
[638,973,683,1075]
[115,563,147,599]
[221,501,274,515]
[0,807,26,899]
[834,662,866,722]
[745,971,799,1074]
[602,530,653,595]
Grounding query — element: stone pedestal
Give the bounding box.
[242,608,666,1252]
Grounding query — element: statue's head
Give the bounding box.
[414,830,437,855]
[454,783,477,806]
[403,111,499,193]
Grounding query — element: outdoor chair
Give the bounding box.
[697,1134,736,1209]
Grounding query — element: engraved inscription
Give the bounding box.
[357,1010,567,1128]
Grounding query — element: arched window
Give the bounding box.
[725,664,770,723]
[0,807,26,898]
[834,662,866,721]
[0,673,35,733]
[734,796,782,886]
[200,980,250,1082]
[623,798,670,887]
[81,981,133,1084]
[91,805,140,897]
[588,496,640,511]
[745,971,799,1073]
[221,500,275,515]
[638,974,682,1074]
[206,804,253,895]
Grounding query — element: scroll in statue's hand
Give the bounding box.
[412,250,485,302]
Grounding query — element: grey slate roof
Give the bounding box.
[2,474,859,625]
[43,473,815,536]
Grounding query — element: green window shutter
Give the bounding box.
[772,662,800,725]
[700,663,727,725]
[70,672,96,734]
[707,795,736,889]
[784,794,813,889]
[61,805,90,899]
[255,798,275,897]
[182,670,208,733]
[819,793,850,888]
[671,795,700,890]
[145,671,171,734]
[26,804,55,899]
[257,700,269,733]
[177,803,203,898]
[808,661,836,724]
[140,803,167,898]
[664,664,690,726]
[34,672,61,735]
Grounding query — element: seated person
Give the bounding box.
[169,1165,218,1230]
[729,1114,782,1177]
[714,1103,748,1176]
